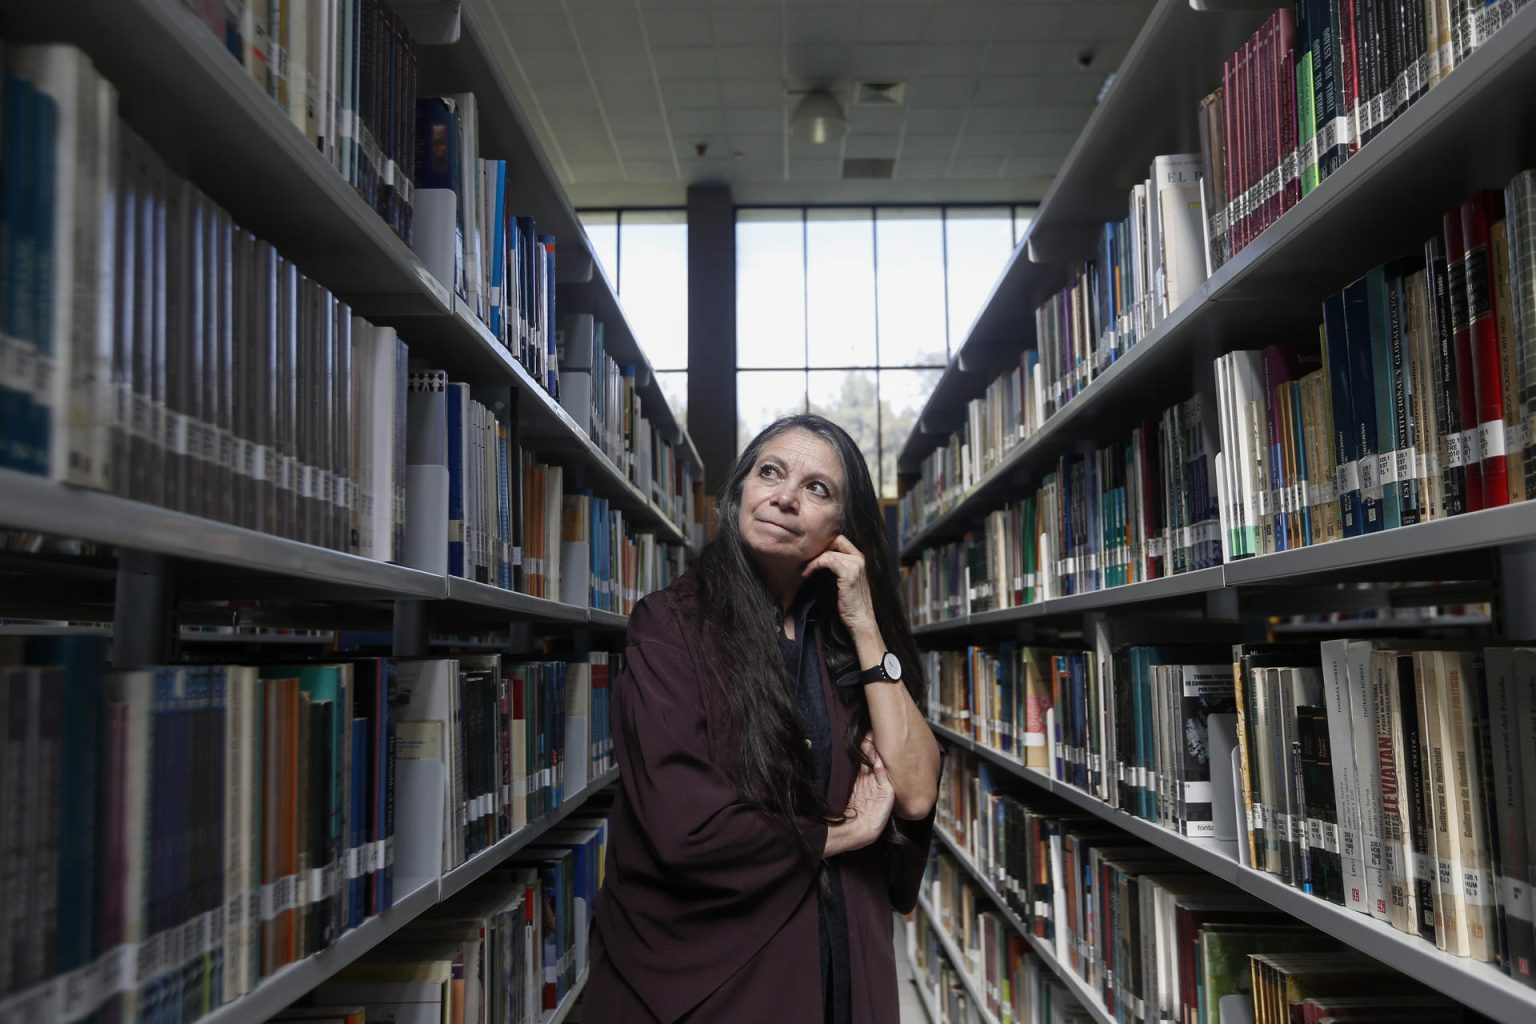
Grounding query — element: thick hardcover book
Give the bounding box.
[1442,211,1485,509]
[1460,191,1511,506]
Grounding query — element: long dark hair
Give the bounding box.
[691,415,927,867]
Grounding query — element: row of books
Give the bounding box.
[902,391,1222,624]
[284,805,611,1023]
[925,633,1536,988]
[909,901,1095,1024]
[932,754,1476,1024]
[901,177,1536,608]
[1217,180,1536,559]
[0,638,401,1020]
[394,654,613,873]
[1200,0,1528,273]
[413,92,559,396]
[184,0,420,243]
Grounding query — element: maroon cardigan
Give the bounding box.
[584,573,935,1023]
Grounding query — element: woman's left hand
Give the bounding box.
[802,535,879,643]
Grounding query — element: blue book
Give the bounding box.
[0,72,37,471]
[489,161,507,339]
[30,86,57,477]
[446,382,468,577]
[1321,293,1363,536]
[1365,266,1402,530]
[349,717,366,930]
[515,217,536,366]
[1342,277,1384,532]
[542,236,559,396]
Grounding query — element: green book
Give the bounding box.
[1197,924,1323,1024]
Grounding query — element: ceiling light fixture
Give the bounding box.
[789,90,849,144]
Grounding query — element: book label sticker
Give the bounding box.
[1479,419,1506,459]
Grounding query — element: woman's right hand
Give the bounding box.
[823,737,895,859]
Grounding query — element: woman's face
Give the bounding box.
[737,427,846,574]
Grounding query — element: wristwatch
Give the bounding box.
[858,651,903,684]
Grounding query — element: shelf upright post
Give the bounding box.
[393,599,430,657]
[505,619,537,653]
[1497,540,1536,642]
[111,549,175,668]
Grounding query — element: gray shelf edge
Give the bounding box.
[909,971,941,1024]
[198,874,442,1024]
[586,609,628,631]
[931,827,1116,1024]
[439,767,620,901]
[544,966,590,1024]
[1224,502,1536,584]
[914,895,1005,1024]
[0,469,445,599]
[929,726,1536,1024]
[911,567,1228,634]
[445,578,590,624]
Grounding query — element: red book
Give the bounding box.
[1277,8,1299,215]
[1460,191,1510,506]
[1235,39,1251,252]
[1442,210,1485,510]
[1223,56,1238,256]
[1337,0,1361,157]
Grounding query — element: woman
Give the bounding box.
[584,415,943,1023]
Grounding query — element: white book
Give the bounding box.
[404,370,448,575]
[1440,650,1498,961]
[1319,639,1370,915]
[106,670,155,1021]
[1149,153,1207,316]
[286,0,309,137]
[394,659,463,868]
[564,662,591,791]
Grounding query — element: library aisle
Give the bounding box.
[4,0,1536,1022]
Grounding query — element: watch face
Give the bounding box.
[882,652,902,680]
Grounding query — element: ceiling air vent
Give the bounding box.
[842,158,895,180]
[853,82,906,107]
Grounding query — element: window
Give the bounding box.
[577,209,688,421]
[734,205,1035,497]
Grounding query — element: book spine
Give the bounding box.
[1460,192,1510,506]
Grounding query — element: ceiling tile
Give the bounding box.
[898,134,958,157]
[787,159,842,181]
[949,156,1006,179]
[994,4,1075,38]
[964,105,1036,133]
[570,9,644,41]
[720,79,783,107]
[714,46,782,79]
[846,106,904,133]
[612,107,669,134]
[555,135,619,162]
[580,45,656,80]
[710,8,781,43]
[726,108,785,134]
[566,161,625,182]
[953,133,1014,158]
[904,78,977,108]
[715,134,782,159]
[1003,155,1065,178]
[498,0,565,10]
[972,75,1101,106]
[649,46,720,79]
[856,8,926,43]
[659,78,723,109]
[625,160,682,183]
[517,48,588,82]
[917,44,986,76]
[784,8,857,43]
[844,134,899,159]
[1010,130,1081,158]
[920,5,1001,43]
[983,38,1136,77]
[562,0,638,9]
[542,111,608,135]
[539,85,603,114]
[640,11,713,47]
[906,107,967,133]
[616,137,678,160]
[502,12,574,46]
[1008,104,1096,133]
[785,43,850,80]
[1073,4,1158,39]
[847,44,920,79]
[667,108,727,134]
[593,80,666,114]
[895,157,952,179]
[788,136,833,160]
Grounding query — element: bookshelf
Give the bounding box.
[0,0,686,1020]
[930,827,1116,1024]
[914,894,1005,1024]
[544,967,591,1024]
[909,969,942,1024]
[927,718,1536,1024]
[898,9,1536,1015]
[191,768,617,1024]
